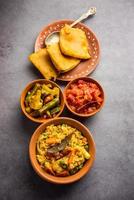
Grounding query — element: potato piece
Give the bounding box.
[46,43,80,73]
[29,48,57,80]
[60,24,91,59]
[29,90,43,110]
[46,137,60,145]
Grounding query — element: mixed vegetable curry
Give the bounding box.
[25,82,61,119]
[36,124,90,176]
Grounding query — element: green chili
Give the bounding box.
[39,97,59,115]
[50,106,60,115]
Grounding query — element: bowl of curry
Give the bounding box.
[20,79,65,123]
[29,117,95,184]
[64,77,105,117]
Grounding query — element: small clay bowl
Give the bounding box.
[20,79,65,123]
[64,77,105,117]
[29,117,96,184]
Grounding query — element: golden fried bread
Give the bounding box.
[46,43,80,73]
[60,24,91,59]
[29,48,57,80]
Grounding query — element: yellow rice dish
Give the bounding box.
[36,124,90,176]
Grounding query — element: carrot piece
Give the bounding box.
[68,149,76,165]
[46,137,58,145]
[56,170,69,177]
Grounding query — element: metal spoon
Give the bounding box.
[45,7,96,46]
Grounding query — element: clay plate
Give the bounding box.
[64,77,105,117]
[35,20,100,81]
[29,117,96,184]
[20,79,65,123]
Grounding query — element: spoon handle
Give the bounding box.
[70,7,96,27]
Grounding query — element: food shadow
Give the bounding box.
[27,163,91,199]
[19,107,39,136]
[61,106,97,125]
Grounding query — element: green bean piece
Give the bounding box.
[25,92,31,107]
[25,83,41,106]
[50,106,60,115]
[46,110,51,118]
[39,97,59,115]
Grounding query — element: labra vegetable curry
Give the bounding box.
[36,124,90,176]
[24,82,61,119]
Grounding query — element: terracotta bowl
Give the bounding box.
[20,79,65,123]
[64,77,105,117]
[29,117,96,184]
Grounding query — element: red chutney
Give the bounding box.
[66,79,103,114]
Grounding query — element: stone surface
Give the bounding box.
[0,0,134,199]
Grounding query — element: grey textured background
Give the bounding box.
[0,0,134,199]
